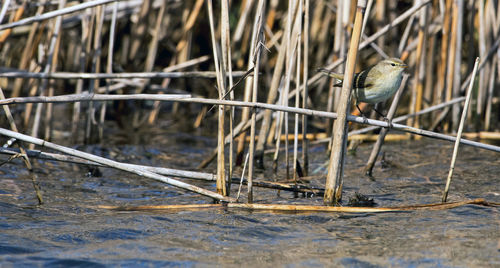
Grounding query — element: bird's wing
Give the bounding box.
[354,67,375,89]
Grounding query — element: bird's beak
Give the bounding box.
[402,64,408,68]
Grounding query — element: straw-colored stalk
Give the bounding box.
[221,0,234,195]
[100,1,118,140]
[364,75,408,176]
[11,1,42,98]
[44,1,65,141]
[477,0,487,122]
[443,0,459,132]
[436,0,452,105]
[2,93,500,153]
[85,4,105,143]
[273,0,298,175]
[301,0,310,176]
[247,0,266,203]
[254,9,289,169]
[409,0,428,131]
[71,14,91,143]
[29,0,65,149]
[0,127,235,202]
[0,87,40,204]
[0,0,116,32]
[98,199,496,213]
[206,0,227,196]
[293,0,303,187]
[442,57,479,202]
[324,0,367,206]
[450,0,464,131]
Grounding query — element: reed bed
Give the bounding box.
[0,0,499,208]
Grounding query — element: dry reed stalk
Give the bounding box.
[0,147,325,196]
[302,0,310,176]
[3,94,500,153]
[251,133,411,143]
[375,0,386,48]
[293,0,303,187]
[130,0,165,129]
[236,153,249,201]
[44,12,63,141]
[0,0,11,24]
[0,70,247,79]
[273,0,298,175]
[324,0,366,206]
[477,0,487,123]
[443,0,459,132]
[442,57,479,202]
[364,75,408,176]
[254,10,289,169]
[450,0,464,130]
[99,1,118,140]
[0,127,236,203]
[233,0,253,42]
[0,1,24,42]
[0,0,116,31]
[22,64,42,127]
[398,13,415,56]
[484,56,496,130]
[436,0,452,105]
[349,96,466,136]
[98,198,497,213]
[423,3,438,120]
[221,0,234,195]
[461,132,500,140]
[247,0,266,203]
[10,1,45,98]
[85,4,105,142]
[71,13,91,143]
[128,0,151,61]
[235,0,259,167]
[327,0,348,132]
[29,0,65,149]
[0,87,40,204]
[0,146,217,181]
[206,0,227,196]
[409,0,428,131]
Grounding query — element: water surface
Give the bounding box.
[1,129,499,267]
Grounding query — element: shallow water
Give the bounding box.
[1,128,499,267]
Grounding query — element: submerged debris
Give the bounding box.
[348,192,376,207]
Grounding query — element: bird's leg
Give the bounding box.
[372,106,393,128]
[356,103,369,124]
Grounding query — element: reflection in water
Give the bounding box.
[0,130,499,266]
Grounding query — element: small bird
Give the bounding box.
[319,57,407,118]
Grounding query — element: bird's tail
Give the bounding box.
[318,68,344,86]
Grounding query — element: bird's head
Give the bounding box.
[376,58,408,76]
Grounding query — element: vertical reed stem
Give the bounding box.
[247,0,266,203]
[442,57,479,202]
[364,75,408,176]
[301,0,310,176]
[324,0,366,206]
[207,0,227,196]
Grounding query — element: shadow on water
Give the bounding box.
[0,124,499,266]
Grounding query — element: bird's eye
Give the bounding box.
[391,63,396,66]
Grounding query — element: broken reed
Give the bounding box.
[0,1,499,204]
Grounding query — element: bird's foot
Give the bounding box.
[361,115,369,124]
[383,117,393,129]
